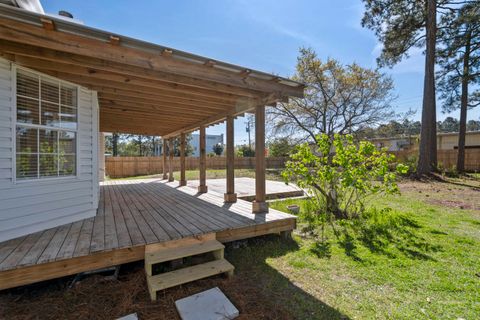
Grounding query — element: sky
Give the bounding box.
[41,0,479,145]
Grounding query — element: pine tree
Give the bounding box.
[437,2,480,173]
[362,0,440,175]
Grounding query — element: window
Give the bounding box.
[15,69,77,180]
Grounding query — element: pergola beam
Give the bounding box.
[7,52,264,99]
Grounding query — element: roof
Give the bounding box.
[0,4,305,136]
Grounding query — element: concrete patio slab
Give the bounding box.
[187,177,303,200]
[175,287,239,320]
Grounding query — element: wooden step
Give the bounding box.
[147,259,234,301]
[145,240,224,276]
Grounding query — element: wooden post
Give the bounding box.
[224,115,237,203]
[179,133,187,186]
[98,132,105,182]
[253,105,268,213]
[162,138,168,180]
[168,138,174,182]
[198,125,208,193]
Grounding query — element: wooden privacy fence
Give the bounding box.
[390,149,480,171]
[105,156,289,178]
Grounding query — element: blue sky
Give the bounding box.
[42,0,477,144]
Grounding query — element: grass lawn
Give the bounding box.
[107,168,284,181]
[227,177,480,319]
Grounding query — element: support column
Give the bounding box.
[98,132,105,182]
[198,125,208,193]
[168,138,174,182]
[179,133,187,186]
[224,115,237,203]
[253,105,268,213]
[162,138,168,180]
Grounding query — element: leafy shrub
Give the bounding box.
[236,145,255,157]
[269,137,296,157]
[283,134,408,221]
[212,143,224,156]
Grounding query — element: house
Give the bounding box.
[370,131,480,151]
[0,2,304,296]
[369,136,417,151]
[190,133,224,157]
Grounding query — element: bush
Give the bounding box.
[236,145,255,157]
[283,134,408,221]
[269,137,295,157]
[212,143,224,156]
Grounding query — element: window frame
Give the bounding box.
[12,65,80,183]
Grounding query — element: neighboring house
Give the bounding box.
[190,133,223,157]
[437,131,480,150]
[0,2,304,294]
[369,131,480,151]
[369,136,417,151]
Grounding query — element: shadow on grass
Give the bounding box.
[226,235,350,320]
[308,210,443,263]
[339,210,442,261]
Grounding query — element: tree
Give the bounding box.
[268,48,396,143]
[437,2,480,172]
[356,118,422,139]
[438,117,460,132]
[112,133,119,156]
[268,137,295,157]
[283,134,407,220]
[361,0,440,175]
[467,119,480,131]
[236,145,255,157]
[172,134,194,156]
[212,143,224,156]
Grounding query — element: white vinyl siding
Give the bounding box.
[0,58,99,242]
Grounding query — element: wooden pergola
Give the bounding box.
[0,4,304,213]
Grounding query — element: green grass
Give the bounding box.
[226,181,480,319]
[107,168,284,181]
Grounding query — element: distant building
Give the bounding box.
[190,134,224,157]
[369,131,480,151]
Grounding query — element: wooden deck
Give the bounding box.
[0,179,296,290]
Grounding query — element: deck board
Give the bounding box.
[37,224,72,264]
[90,188,105,253]
[0,231,43,269]
[0,178,296,290]
[56,221,83,260]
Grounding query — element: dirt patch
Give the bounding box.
[0,261,292,320]
[398,178,480,214]
[427,199,479,211]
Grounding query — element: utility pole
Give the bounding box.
[246,115,254,149]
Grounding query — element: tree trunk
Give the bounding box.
[457,29,472,173]
[112,133,119,156]
[417,0,437,175]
